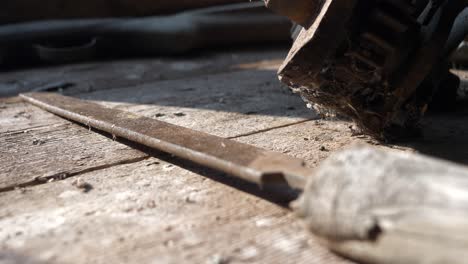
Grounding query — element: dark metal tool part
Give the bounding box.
[266,0,468,139]
[20,93,311,190]
[0,2,290,65]
[2,0,246,24]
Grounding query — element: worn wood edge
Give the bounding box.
[325,209,468,264]
[295,143,468,264]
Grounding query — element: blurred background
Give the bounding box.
[0,0,293,70]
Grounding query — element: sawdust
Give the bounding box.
[14,111,31,119]
[71,178,93,193]
[32,139,46,146]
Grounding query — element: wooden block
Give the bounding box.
[296,145,468,264]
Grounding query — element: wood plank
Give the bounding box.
[0,156,352,264]
[0,100,376,264]
[236,106,468,168]
[2,52,468,264]
[0,59,351,264]
[236,120,379,166]
[0,49,285,97]
[4,66,466,192]
[0,57,315,190]
[0,118,147,191]
[3,105,468,264]
[81,70,316,138]
[9,105,466,264]
[0,102,68,134]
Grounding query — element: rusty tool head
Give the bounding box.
[267,0,468,140]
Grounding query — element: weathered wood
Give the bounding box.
[0,148,351,264]
[0,59,355,263]
[0,59,318,190]
[2,44,466,264]
[0,119,147,191]
[0,102,68,134]
[81,70,316,138]
[0,92,371,264]
[237,120,383,165]
[0,49,285,97]
[296,145,468,264]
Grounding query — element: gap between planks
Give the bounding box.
[227,119,316,139]
[0,119,316,194]
[0,156,151,193]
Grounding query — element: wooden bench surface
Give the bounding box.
[1,48,467,264]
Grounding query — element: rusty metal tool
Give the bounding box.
[265,0,468,139]
[20,92,311,191]
[0,2,290,65]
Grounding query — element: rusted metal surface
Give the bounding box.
[20,92,311,190]
[272,0,468,139]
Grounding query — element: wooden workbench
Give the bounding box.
[1,48,467,264]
